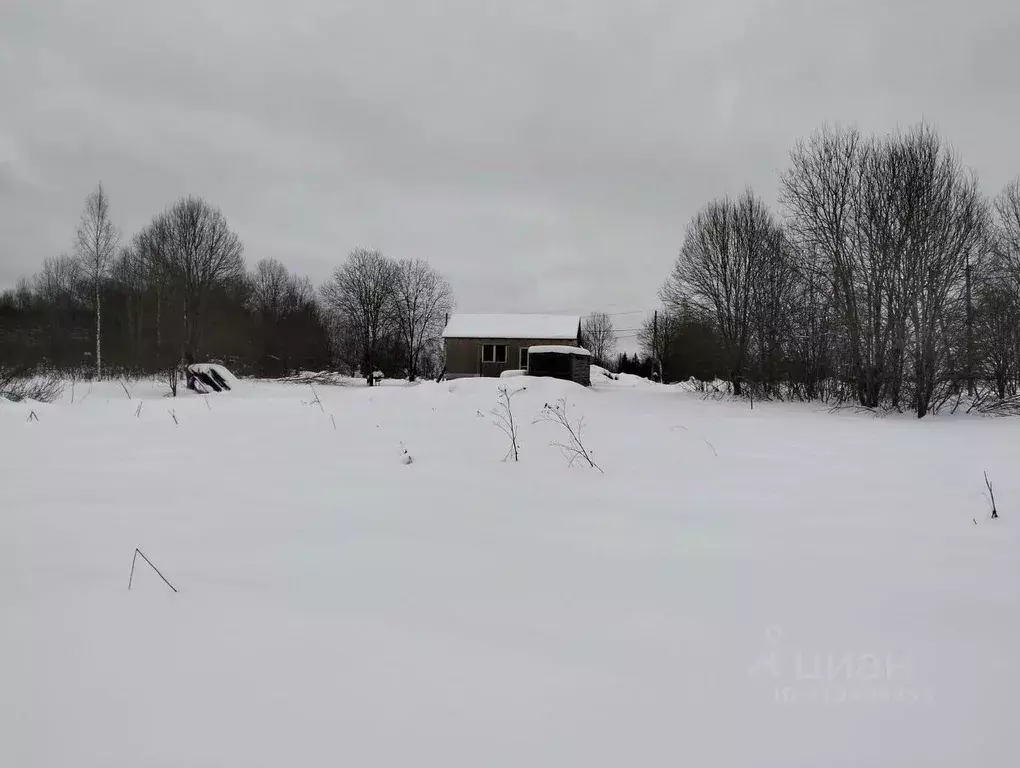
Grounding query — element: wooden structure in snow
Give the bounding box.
[526,345,592,386]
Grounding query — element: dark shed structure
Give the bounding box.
[527,345,592,386]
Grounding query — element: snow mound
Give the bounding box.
[444,375,586,402]
[528,345,591,356]
[589,365,657,388]
[591,365,619,381]
[613,372,657,388]
[443,313,580,339]
[189,363,238,387]
[499,369,528,378]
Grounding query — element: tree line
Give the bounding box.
[640,124,1020,418]
[0,185,454,386]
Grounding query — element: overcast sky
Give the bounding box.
[3,0,1020,342]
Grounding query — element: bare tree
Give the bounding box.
[896,128,987,416]
[12,277,33,311]
[581,312,616,368]
[992,179,1020,301]
[638,310,680,367]
[75,183,121,378]
[2,193,337,380]
[637,308,725,384]
[973,179,1020,399]
[661,191,782,395]
[975,282,1020,398]
[324,310,364,376]
[130,225,167,359]
[247,258,293,320]
[242,259,321,376]
[141,197,245,362]
[995,179,1020,273]
[321,249,396,385]
[780,124,993,415]
[784,251,836,401]
[781,127,872,403]
[35,254,83,307]
[750,229,798,393]
[246,258,315,321]
[109,245,151,369]
[392,258,453,381]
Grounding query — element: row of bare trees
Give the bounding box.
[645,124,1020,417]
[1,185,454,383]
[320,249,454,384]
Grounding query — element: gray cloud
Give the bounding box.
[3,0,1019,334]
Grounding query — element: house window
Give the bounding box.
[482,344,508,363]
[519,347,529,369]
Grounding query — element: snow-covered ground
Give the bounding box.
[2,373,1018,766]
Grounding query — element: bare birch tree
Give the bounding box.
[75,183,120,378]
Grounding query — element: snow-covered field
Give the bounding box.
[2,372,1019,766]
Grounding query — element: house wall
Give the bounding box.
[445,337,579,378]
[573,355,591,386]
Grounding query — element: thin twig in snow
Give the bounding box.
[120,380,132,400]
[492,385,524,462]
[306,384,325,412]
[128,548,178,592]
[534,398,603,472]
[984,471,999,519]
[671,425,718,457]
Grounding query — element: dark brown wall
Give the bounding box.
[528,351,592,386]
[444,338,579,377]
[573,354,591,386]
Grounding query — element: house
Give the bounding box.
[442,314,583,379]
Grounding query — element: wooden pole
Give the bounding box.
[966,254,974,397]
[653,310,660,380]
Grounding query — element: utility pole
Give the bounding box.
[966,253,974,396]
[653,310,661,382]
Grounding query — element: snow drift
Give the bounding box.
[2,376,1019,767]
